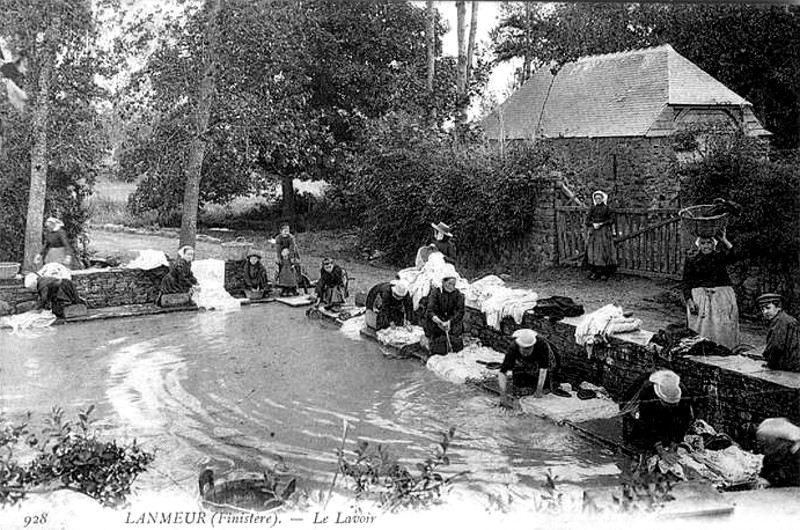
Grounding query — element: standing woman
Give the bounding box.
[585,191,617,280]
[681,229,740,350]
[35,217,76,268]
[430,222,457,265]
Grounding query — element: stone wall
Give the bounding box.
[464,306,800,450]
[0,261,252,315]
[545,137,679,209]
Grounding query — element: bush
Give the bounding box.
[0,405,154,508]
[338,113,557,269]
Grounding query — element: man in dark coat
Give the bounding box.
[424,276,464,355]
[365,280,414,331]
[758,293,800,373]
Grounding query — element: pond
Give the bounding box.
[0,305,624,499]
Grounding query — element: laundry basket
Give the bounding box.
[0,262,20,280]
[221,238,253,261]
[679,204,730,238]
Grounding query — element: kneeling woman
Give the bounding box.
[498,329,554,403]
[424,276,464,355]
[621,369,694,452]
[315,258,347,311]
[159,246,199,306]
[365,280,414,331]
[243,251,270,293]
[25,270,85,318]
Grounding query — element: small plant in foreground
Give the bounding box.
[0,405,155,508]
[337,426,465,512]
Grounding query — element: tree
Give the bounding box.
[0,0,103,266]
[180,0,220,248]
[426,0,435,94]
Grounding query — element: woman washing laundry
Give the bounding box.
[365,280,414,331]
[243,251,270,293]
[34,217,77,269]
[585,191,617,280]
[757,418,800,487]
[621,369,694,453]
[681,228,740,350]
[24,266,86,319]
[314,258,348,312]
[423,275,465,355]
[158,246,200,306]
[498,329,554,406]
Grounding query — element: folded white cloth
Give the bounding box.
[426,344,506,384]
[191,259,241,311]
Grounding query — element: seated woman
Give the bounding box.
[498,329,554,404]
[25,269,85,319]
[430,222,456,265]
[158,246,199,306]
[243,251,270,293]
[365,280,414,331]
[621,369,694,452]
[757,418,800,487]
[314,258,347,311]
[423,276,464,355]
[681,228,740,350]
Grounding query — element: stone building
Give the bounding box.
[482,44,770,208]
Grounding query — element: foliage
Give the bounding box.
[0,405,154,508]
[337,426,464,512]
[117,0,487,219]
[491,3,800,149]
[340,113,556,269]
[0,0,106,263]
[679,131,799,269]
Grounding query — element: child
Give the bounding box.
[243,251,270,293]
[275,247,299,296]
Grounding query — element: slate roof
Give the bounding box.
[482,44,769,139]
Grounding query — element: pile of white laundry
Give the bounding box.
[463,275,538,330]
[191,259,241,311]
[396,253,468,310]
[123,249,169,270]
[0,310,57,331]
[574,304,642,355]
[425,343,505,384]
[376,325,425,348]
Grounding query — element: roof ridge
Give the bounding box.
[571,44,674,64]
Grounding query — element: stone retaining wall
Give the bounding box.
[464,306,800,450]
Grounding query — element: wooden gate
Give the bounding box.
[555,206,683,279]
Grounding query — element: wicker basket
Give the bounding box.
[221,237,253,261]
[0,262,20,280]
[679,204,730,238]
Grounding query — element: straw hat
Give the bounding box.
[649,370,682,404]
[390,279,409,298]
[431,222,453,238]
[512,328,537,349]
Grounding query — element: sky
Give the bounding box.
[411,1,521,111]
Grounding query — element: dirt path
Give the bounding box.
[87,227,766,351]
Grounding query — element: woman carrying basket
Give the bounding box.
[681,227,740,350]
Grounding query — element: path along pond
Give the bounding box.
[0,304,625,499]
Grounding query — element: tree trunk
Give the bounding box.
[23,60,52,270]
[466,2,478,86]
[281,173,295,220]
[179,0,221,249]
[455,1,467,127]
[425,0,435,93]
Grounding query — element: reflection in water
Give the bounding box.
[0,305,622,501]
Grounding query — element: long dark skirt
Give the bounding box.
[586,225,617,276]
